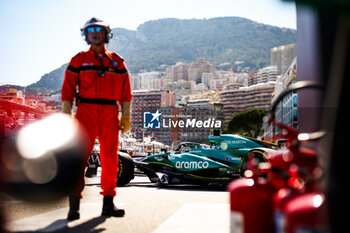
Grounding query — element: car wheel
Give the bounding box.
[240,150,268,177]
[251,150,268,163]
[158,174,170,187]
[117,152,134,187]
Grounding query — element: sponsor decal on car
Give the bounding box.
[154,156,164,161]
[175,161,210,169]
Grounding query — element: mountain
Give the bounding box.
[27,64,67,93]
[27,17,296,92]
[108,17,296,73]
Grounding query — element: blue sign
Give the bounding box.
[143,110,162,129]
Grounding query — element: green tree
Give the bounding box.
[224,108,267,138]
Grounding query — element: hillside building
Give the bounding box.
[167,80,195,96]
[271,43,296,75]
[130,72,166,90]
[165,62,190,82]
[219,82,275,126]
[131,90,176,144]
[188,58,216,84]
[178,102,224,142]
[248,70,259,86]
[257,66,279,83]
[263,57,297,140]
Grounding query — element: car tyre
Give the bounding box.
[158,174,170,187]
[117,152,134,187]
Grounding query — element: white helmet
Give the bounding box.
[81,17,113,44]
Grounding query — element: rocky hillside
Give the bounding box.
[26,17,296,92]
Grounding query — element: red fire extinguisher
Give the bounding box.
[228,81,328,233]
[283,192,328,233]
[268,122,328,233]
[272,164,324,233]
[228,143,279,233]
[228,119,320,233]
[273,165,328,233]
[228,177,276,233]
[267,82,328,233]
[271,149,328,233]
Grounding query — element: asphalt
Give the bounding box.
[2,170,231,233]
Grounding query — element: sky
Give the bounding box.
[0,0,296,86]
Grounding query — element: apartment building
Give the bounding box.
[219,82,275,126]
[178,101,224,142]
[165,62,190,82]
[131,90,176,144]
[271,43,296,75]
[130,72,166,90]
[188,58,217,83]
[263,57,297,140]
[257,66,279,83]
[131,89,225,145]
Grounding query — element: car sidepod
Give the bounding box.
[168,152,239,184]
[133,135,276,187]
[135,152,239,186]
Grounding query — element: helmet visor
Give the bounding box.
[86,26,103,33]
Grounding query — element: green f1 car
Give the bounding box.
[116,133,277,187]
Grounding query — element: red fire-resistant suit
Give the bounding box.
[61,47,132,198]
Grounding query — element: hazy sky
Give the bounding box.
[0,0,296,86]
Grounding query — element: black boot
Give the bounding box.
[102,196,125,217]
[67,195,80,221]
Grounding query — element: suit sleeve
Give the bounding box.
[116,56,132,104]
[61,56,80,102]
[121,71,133,102]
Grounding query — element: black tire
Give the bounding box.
[240,150,268,177]
[117,152,134,186]
[251,150,268,163]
